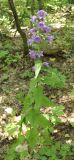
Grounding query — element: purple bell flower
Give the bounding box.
[37,10,47,19]
[29,50,36,59]
[38,21,45,29]
[32,35,42,43]
[31,16,37,22]
[48,35,54,43]
[38,22,51,33]
[36,51,43,58]
[30,28,36,34]
[27,39,33,46]
[43,25,51,32]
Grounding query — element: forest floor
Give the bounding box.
[0,12,74,160]
[0,37,74,160]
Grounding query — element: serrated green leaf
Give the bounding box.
[52,105,64,116]
[26,108,49,128]
[16,135,25,144]
[0,50,8,58]
[5,143,17,160]
[19,150,28,159]
[26,108,40,127]
[26,128,38,148]
[33,86,53,108]
[28,78,38,94]
[5,123,17,134]
[34,86,43,107]
[44,68,65,88]
[38,114,49,128]
[41,96,54,107]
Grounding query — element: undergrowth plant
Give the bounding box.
[5,10,71,160]
[0,50,20,66]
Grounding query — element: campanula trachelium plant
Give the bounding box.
[28,10,54,64]
[5,10,67,160]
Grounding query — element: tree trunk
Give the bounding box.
[26,0,30,7]
[38,0,44,10]
[31,0,35,15]
[8,0,29,56]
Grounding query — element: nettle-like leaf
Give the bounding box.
[26,108,49,128]
[37,114,49,128]
[39,144,58,159]
[0,50,8,59]
[52,105,64,116]
[41,96,54,107]
[49,105,64,125]
[23,93,34,109]
[16,134,25,144]
[32,43,40,50]
[44,68,65,88]
[29,78,38,92]
[60,143,71,158]
[40,40,48,51]
[26,128,38,148]
[22,79,37,112]
[33,86,54,108]
[26,108,40,127]
[42,128,51,145]
[5,135,26,160]
[5,123,18,135]
[33,86,44,107]
[50,115,61,124]
[5,143,17,160]
[26,117,49,148]
[39,146,50,157]
[19,151,28,160]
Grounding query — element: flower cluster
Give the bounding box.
[32,35,42,43]
[31,10,47,22]
[38,21,51,33]
[28,10,54,69]
[28,35,41,45]
[31,16,37,22]
[29,50,43,59]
